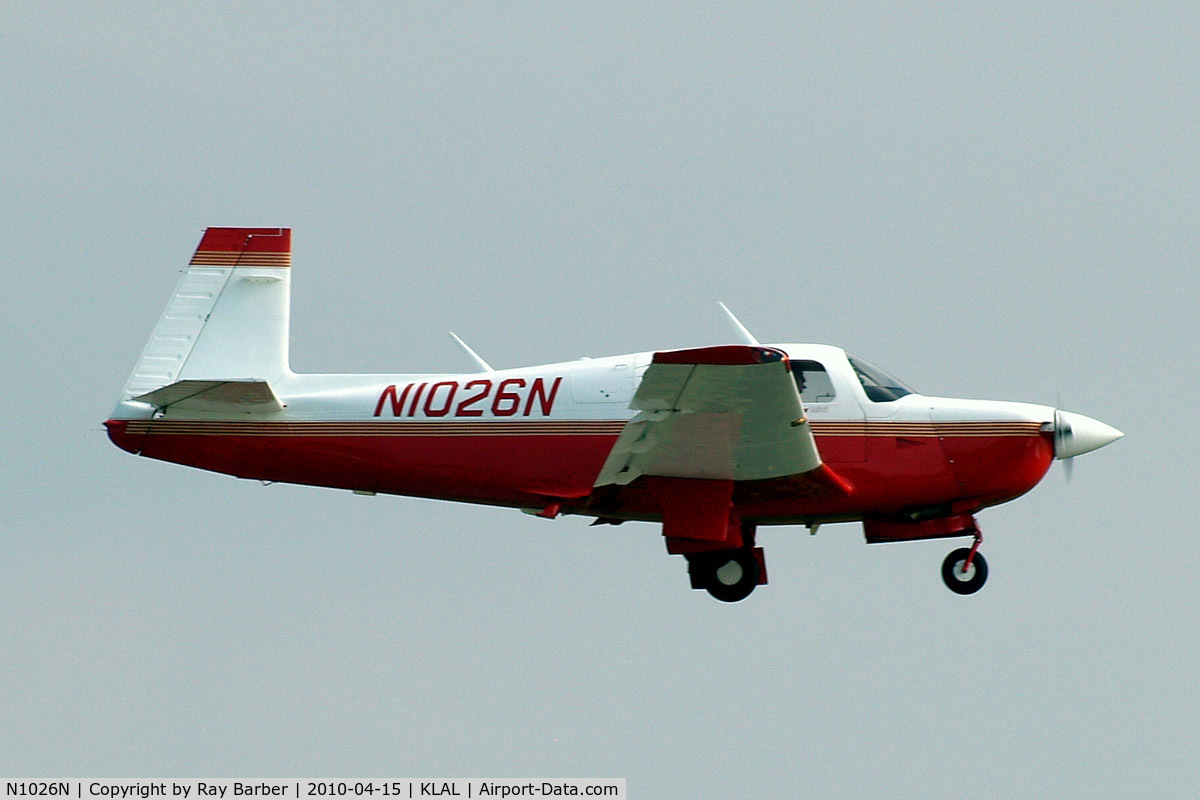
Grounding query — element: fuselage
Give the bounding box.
[105,343,1057,526]
[104,226,1125,599]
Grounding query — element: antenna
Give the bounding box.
[448,331,494,373]
[718,302,760,345]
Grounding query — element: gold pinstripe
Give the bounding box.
[810,421,1044,437]
[123,420,629,437]
[121,419,1042,438]
[188,251,292,267]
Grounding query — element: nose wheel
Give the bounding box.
[941,541,988,595]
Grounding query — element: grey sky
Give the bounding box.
[2,3,1197,796]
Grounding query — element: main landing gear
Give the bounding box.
[686,547,763,603]
[941,534,988,595]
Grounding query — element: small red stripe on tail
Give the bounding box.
[190,227,291,267]
[195,227,290,252]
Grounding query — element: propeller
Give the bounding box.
[1053,406,1075,482]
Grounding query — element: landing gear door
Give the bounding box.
[789,358,866,463]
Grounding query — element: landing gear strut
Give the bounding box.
[687,548,761,602]
[941,534,988,595]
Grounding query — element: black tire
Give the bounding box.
[703,549,760,603]
[941,548,988,595]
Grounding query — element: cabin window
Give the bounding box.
[847,355,914,402]
[790,360,836,403]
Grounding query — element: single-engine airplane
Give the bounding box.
[105,227,1123,601]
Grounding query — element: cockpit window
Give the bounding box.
[848,356,914,402]
[790,360,836,403]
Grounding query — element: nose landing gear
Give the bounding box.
[941,534,988,595]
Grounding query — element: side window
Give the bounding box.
[790,360,836,403]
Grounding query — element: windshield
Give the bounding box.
[848,355,914,402]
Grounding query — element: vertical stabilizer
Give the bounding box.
[121,228,293,401]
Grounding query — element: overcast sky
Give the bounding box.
[2,3,1197,797]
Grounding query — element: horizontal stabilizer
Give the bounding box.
[132,380,283,412]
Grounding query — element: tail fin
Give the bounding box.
[120,227,293,406]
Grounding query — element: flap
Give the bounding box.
[593,345,824,485]
[132,380,283,412]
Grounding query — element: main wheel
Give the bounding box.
[701,549,760,603]
[941,548,988,595]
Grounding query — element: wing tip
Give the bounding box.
[653,345,786,366]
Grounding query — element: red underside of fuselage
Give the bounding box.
[104,418,1055,525]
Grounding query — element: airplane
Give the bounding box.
[105,227,1123,602]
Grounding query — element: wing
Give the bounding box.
[593,345,823,486]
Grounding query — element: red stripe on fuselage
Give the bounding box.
[106,419,623,507]
[105,419,1055,520]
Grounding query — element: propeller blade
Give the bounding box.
[1053,406,1073,460]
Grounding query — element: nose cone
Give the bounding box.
[1054,410,1124,460]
